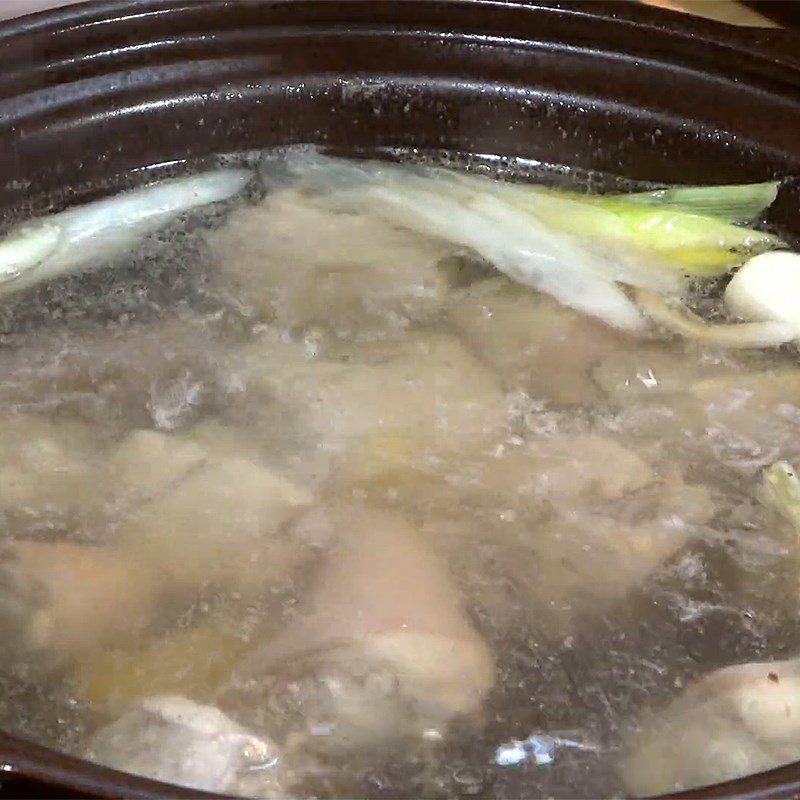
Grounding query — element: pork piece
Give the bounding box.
[226,504,494,749]
[449,278,625,404]
[336,427,693,617]
[113,425,314,596]
[470,433,655,505]
[337,430,655,526]
[86,695,283,796]
[241,331,507,454]
[621,657,800,796]
[591,343,748,444]
[691,370,800,466]
[105,428,207,509]
[530,481,713,614]
[435,473,713,629]
[0,415,102,524]
[0,540,159,658]
[0,415,138,658]
[205,188,453,330]
[1,423,314,661]
[592,343,721,400]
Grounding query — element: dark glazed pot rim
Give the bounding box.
[1,2,800,799]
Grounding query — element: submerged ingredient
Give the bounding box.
[0,151,798,799]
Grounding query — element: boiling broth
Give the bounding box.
[0,150,798,798]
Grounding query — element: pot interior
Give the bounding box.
[1,3,800,800]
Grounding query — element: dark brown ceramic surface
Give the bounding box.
[1,1,800,797]
[743,2,800,28]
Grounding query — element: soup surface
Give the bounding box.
[1,149,799,799]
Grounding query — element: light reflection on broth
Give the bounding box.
[0,150,799,798]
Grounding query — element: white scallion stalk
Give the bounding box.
[0,222,60,285]
[281,153,784,332]
[0,168,252,298]
[285,154,648,330]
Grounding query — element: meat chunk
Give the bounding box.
[471,433,656,506]
[227,504,494,747]
[437,474,713,629]
[1,540,159,658]
[622,657,800,796]
[592,344,712,400]
[449,278,625,404]
[0,423,315,661]
[86,695,283,796]
[205,188,453,330]
[242,331,507,454]
[529,483,712,614]
[691,370,800,465]
[0,415,101,521]
[114,426,314,595]
[106,428,207,509]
